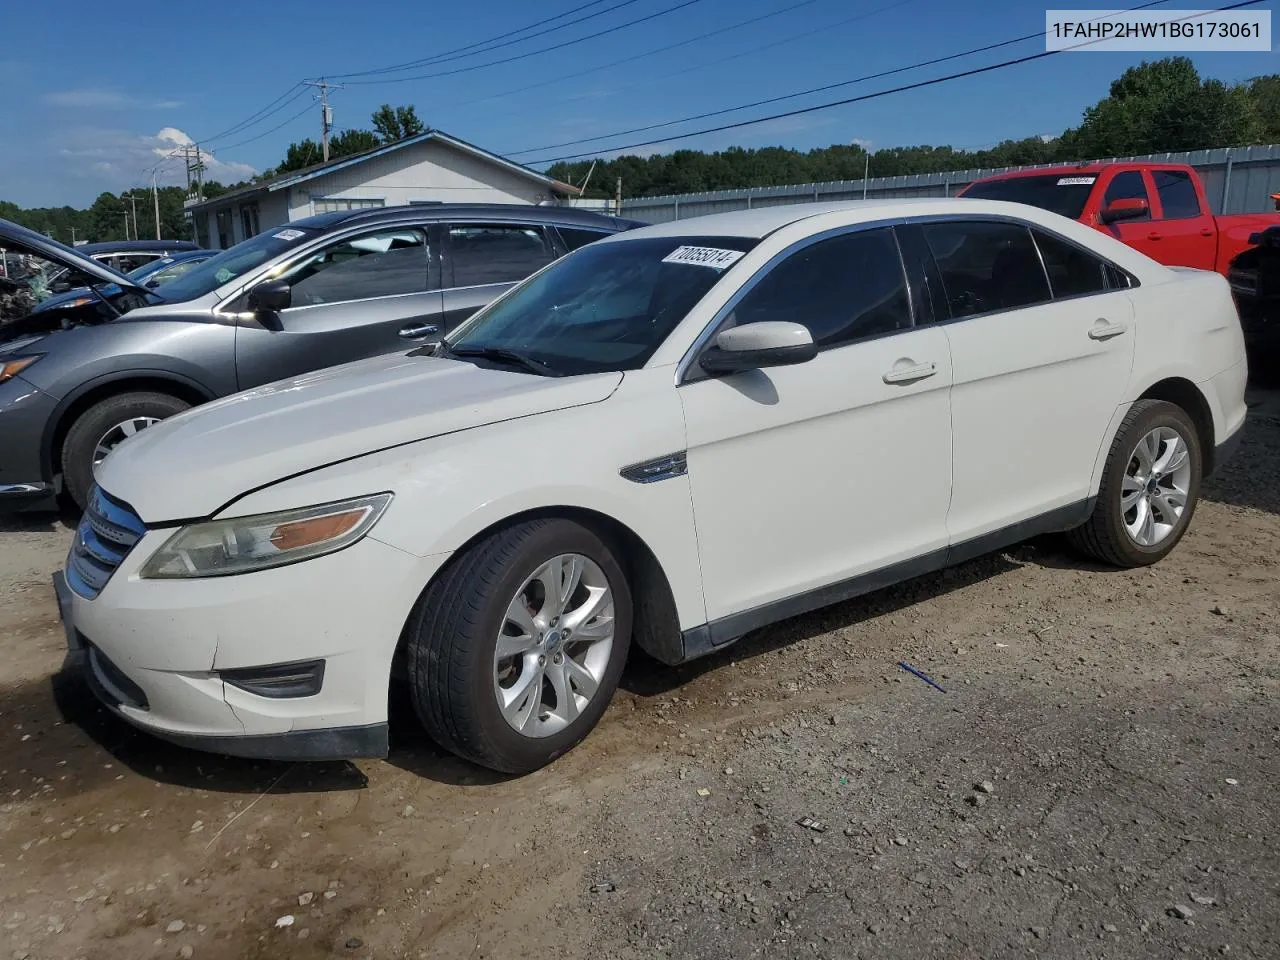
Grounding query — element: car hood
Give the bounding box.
[95,352,624,522]
[0,218,146,293]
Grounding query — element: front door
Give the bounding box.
[918,219,1137,544]
[234,225,442,389]
[678,226,954,623]
[439,222,558,333]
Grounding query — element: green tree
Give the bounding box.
[372,103,425,143]
[1249,75,1280,142]
[330,128,381,156]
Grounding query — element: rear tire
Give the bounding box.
[61,391,190,509]
[1068,399,1202,567]
[406,518,632,773]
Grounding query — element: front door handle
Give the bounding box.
[398,323,440,340]
[1146,231,1163,241]
[882,359,938,385]
[1088,319,1129,341]
[1199,228,1214,238]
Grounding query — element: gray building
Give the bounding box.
[186,130,582,249]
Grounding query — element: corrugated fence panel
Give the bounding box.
[622,144,1280,221]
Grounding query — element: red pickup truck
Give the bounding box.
[960,162,1280,345]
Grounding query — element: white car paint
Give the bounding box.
[62,197,1249,760]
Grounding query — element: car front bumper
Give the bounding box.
[0,375,57,508]
[55,532,445,761]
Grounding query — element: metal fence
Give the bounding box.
[621,144,1280,223]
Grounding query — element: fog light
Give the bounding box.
[221,659,325,698]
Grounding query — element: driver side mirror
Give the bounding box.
[248,278,292,313]
[1099,197,1149,225]
[698,321,817,375]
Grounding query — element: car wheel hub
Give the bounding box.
[493,553,615,739]
[93,416,161,465]
[1121,426,1191,548]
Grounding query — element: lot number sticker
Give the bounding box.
[273,229,306,241]
[662,246,745,269]
[1056,176,1097,185]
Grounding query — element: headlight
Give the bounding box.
[138,493,393,579]
[0,356,41,385]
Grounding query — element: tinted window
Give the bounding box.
[281,229,429,306]
[1103,171,1151,221]
[1152,169,1201,219]
[449,224,554,287]
[961,174,1095,219]
[1033,229,1110,298]
[923,221,1050,318]
[727,228,911,348]
[448,235,758,375]
[557,227,612,252]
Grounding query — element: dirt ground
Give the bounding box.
[2,387,1279,960]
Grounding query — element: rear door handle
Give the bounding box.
[398,323,440,340]
[1088,319,1129,341]
[882,359,938,385]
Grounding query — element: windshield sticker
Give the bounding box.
[272,229,306,241]
[1056,176,1096,186]
[661,246,745,270]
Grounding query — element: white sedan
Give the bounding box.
[56,198,1248,773]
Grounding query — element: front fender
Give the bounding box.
[216,369,709,631]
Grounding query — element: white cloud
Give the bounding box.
[44,88,184,110]
[53,126,257,189]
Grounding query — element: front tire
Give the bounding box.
[1069,399,1202,567]
[406,518,633,773]
[61,391,191,510]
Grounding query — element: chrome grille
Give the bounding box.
[66,485,146,600]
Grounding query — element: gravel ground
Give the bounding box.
[1,386,1278,960]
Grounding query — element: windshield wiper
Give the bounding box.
[447,345,562,377]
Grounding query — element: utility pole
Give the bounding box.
[127,190,139,241]
[152,171,161,239]
[305,78,341,162]
[122,213,130,241]
[862,150,870,200]
[614,176,622,216]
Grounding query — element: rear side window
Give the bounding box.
[557,227,612,251]
[1103,171,1151,221]
[448,224,555,287]
[1152,170,1202,219]
[922,221,1050,318]
[1032,229,1111,298]
[727,227,912,348]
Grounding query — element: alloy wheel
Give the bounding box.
[1121,425,1192,547]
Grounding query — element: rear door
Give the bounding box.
[234,224,443,389]
[1145,168,1217,270]
[919,218,1136,546]
[439,221,559,332]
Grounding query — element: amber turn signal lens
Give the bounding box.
[0,356,41,384]
[269,509,366,551]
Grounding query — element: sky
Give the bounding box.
[1,0,1276,208]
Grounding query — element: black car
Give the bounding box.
[0,204,642,509]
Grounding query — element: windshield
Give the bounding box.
[125,257,178,282]
[962,174,1096,219]
[448,235,760,375]
[152,227,321,303]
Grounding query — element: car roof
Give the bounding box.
[77,239,201,253]
[285,203,645,233]
[603,198,991,240]
[970,162,1191,184]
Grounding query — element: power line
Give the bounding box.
[455,0,915,122]
[344,0,711,86]
[331,0,646,79]
[521,0,1261,164]
[447,0,838,111]
[200,83,307,146]
[213,101,314,153]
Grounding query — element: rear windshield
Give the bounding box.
[153,228,322,303]
[962,174,1096,220]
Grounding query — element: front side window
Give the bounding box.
[923,221,1050,318]
[1032,229,1111,299]
[151,226,323,303]
[1102,171,1152,221]
[447,235,758,375]
[448,224,555,287]
[277,229,430,306]
[1152,170,1201,219]
[726,228,911,348]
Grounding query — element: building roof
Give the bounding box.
[186,129,580,213]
